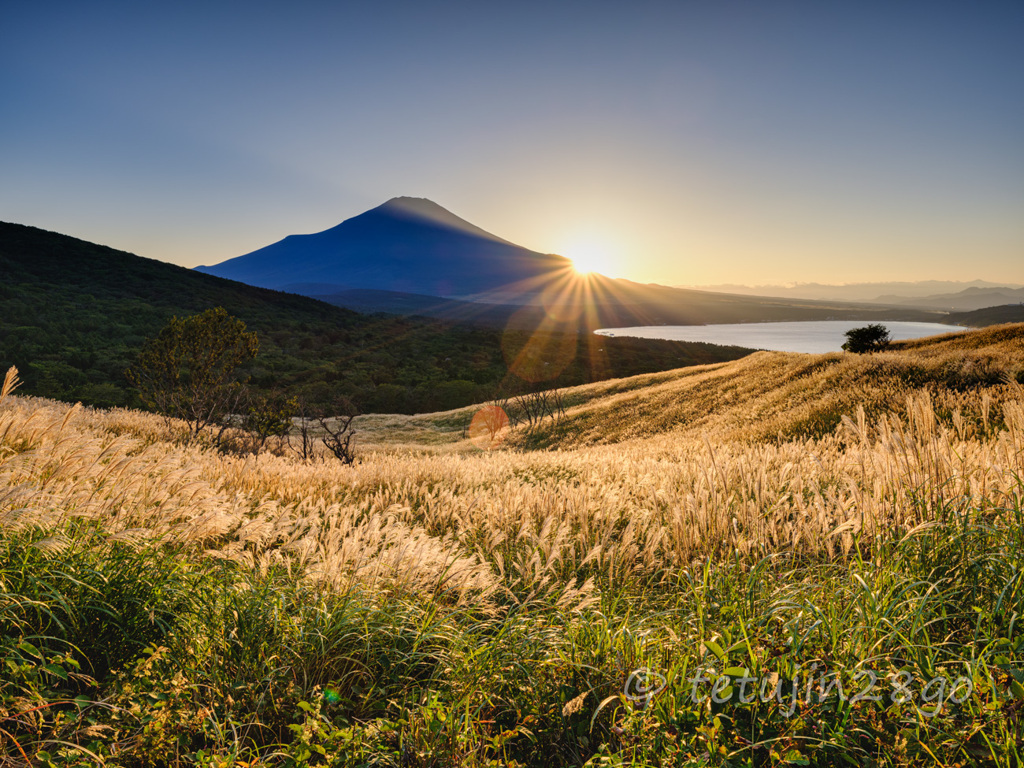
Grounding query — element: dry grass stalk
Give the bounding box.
[1,326,1022,609]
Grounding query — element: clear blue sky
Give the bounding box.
[3,1,1022,285]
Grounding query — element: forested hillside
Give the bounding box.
[0,222,752,412]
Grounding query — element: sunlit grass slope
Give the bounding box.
[513,322,1024,448]
[2,324,1024,766]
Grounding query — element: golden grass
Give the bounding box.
[514,321,1024,447]
[2,324,1023,609]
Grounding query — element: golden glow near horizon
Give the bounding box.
[560,235,621,278]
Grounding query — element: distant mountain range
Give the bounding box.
[871,286,1024,311]
[197,198,946,329]
[690,280,1024,309]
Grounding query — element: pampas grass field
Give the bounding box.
[2,324,1024,766]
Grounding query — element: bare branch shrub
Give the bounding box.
[288,398,319,461]
[283,395,358,463]
[512,387,566,431]
[318,413,357,464]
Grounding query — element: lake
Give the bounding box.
[594,320,971,354]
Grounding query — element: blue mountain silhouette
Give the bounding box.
[196,197,571,300]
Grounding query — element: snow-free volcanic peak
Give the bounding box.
[195,198,569,299]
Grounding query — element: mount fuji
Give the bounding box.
[196,197,570,301]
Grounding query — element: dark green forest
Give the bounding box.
[0,222,753,414]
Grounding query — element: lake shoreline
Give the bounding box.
[594,320,972,354]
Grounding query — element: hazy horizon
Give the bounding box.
[686,279,1024,296]
[3,2,1022,286]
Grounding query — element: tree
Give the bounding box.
[235,391,298,455]
[318,412,357,464]
[842,324,891,354]
[286,394,358,463]
[126,307,258,441]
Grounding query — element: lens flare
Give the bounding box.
[469,405,510,450]
[323,688,342,704]
[502,326,578,383]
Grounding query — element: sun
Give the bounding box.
[562,236,618,277]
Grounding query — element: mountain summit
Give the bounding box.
[196,197,570,299]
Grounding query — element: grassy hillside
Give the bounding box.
[509,323,1024,448]
[945,303,1024,328]
[0,222,752,413]
[3,325,1024,766]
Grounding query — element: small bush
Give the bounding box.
[842,323,891,353]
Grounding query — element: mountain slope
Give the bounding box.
[872,286,1024,311]
[314,279,947,331]
[0,221,360,405]
[196,197,570,298]
[688,280,1021,303]
[197,198,946,328]
[0,221,753,411]
[945,304,1024,327]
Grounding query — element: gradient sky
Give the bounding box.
[3,1,1022,286]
